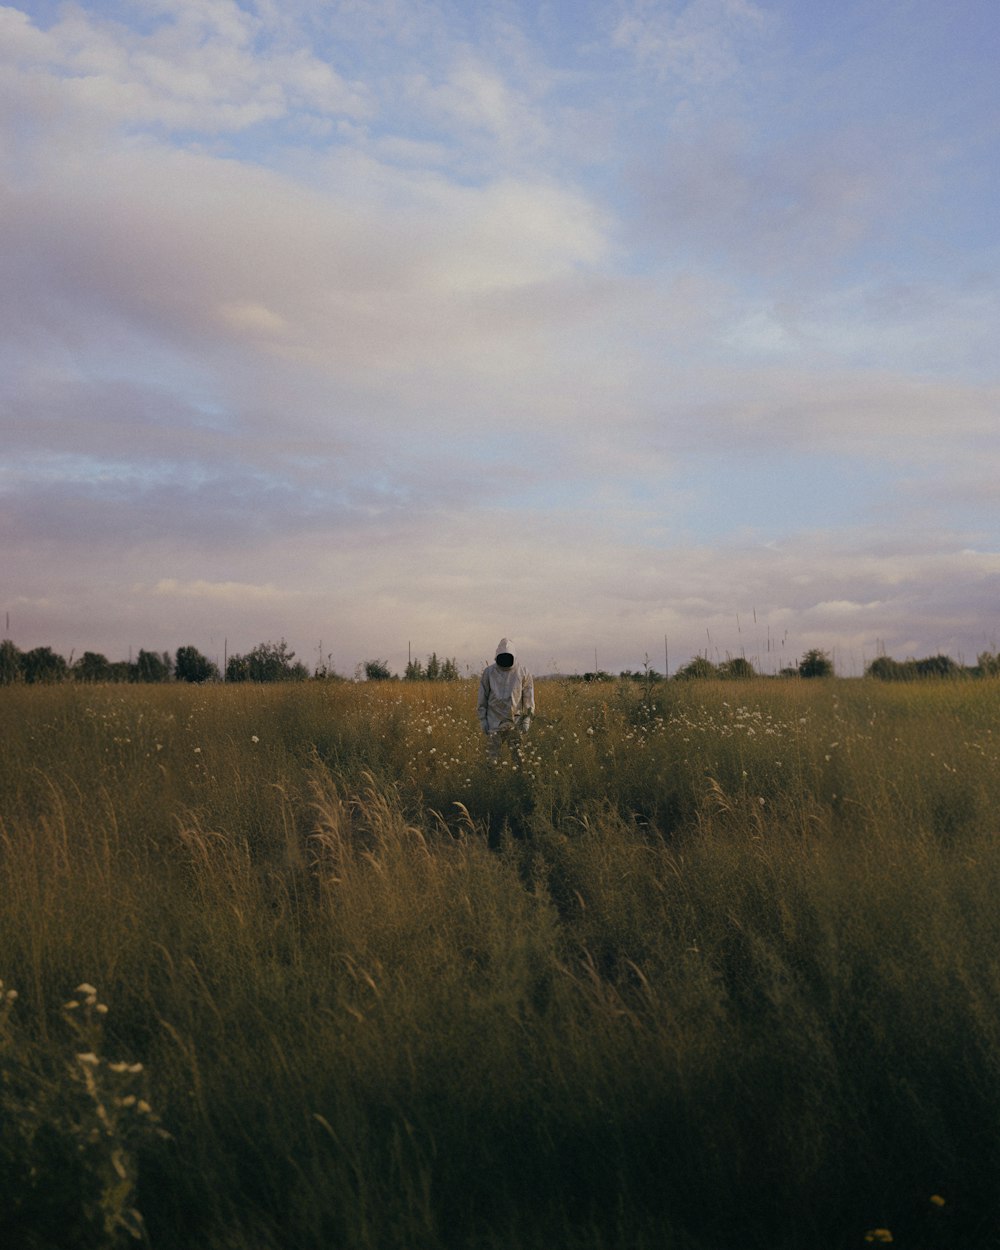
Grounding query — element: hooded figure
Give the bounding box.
[477,637,534,755]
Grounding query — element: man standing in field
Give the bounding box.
[478,637,534,762]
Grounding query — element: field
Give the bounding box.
[2,676,1000,1249]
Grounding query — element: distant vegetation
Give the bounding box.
[3,637,1000,685]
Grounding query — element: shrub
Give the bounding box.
[363,658,395,681]
[798,648,833,678]
[674,655,717,680]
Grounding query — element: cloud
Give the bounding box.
[0,1,371,135]
[2,0,999,677]
[151,578,290,603]
[612,0,771,87]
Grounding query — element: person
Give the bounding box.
[477,637,534,761]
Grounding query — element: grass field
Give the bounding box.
[2,676,1000,1249]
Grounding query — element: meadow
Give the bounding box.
[2,676,1000,1249]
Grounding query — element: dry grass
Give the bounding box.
[2,677,999,1248]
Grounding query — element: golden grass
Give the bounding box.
[2,676,1000,1248]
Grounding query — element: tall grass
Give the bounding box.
[2,677,999,1248]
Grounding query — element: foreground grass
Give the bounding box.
[2,677,1000,1248]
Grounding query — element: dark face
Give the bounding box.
[496,653,514,669]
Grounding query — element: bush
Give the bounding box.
[674,656,717,680]
[717,656,756,680]
[363,658,395,681]
[798,648,833,678]
[227,640,308,682]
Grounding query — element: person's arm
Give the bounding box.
[518,670,534,729]
[477,669,491,732]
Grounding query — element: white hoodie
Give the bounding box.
[477,637,534,733]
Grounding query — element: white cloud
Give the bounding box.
[0,1,371,136]
[151,578,291,603]
[612,0,771,87]
[3,0,999,677]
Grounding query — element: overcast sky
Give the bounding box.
[3,0,998,677]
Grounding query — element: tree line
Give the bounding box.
[0,639,464,685]
[576,647,1000,682]
[4,637,999,686]
[0,639,312,685]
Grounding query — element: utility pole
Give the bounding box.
[664,634,668,678]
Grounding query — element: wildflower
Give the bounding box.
[108,1062,130,1073]
[77,1052,101,1067]
[5,988,17,1002]
[251,735,259,743]
[194,746,202,754]
[930,1194,946,1207]
[64,1000,80,1010]
[96,1002,109,1015]
[76,983,98,996]
[864,1230,893,1243]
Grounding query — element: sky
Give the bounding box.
[2,0,999,678]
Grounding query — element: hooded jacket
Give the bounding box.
[477,637,534,734]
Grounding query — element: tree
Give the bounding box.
[226,654,250,683]
[674,656,717,680]
[798,649,833,678]
[22,646,69,684]
[227,640,308,682]
[364,659,394,681]
[404,657,425,681]
[175,645,219,683]
[914,654,959,678]
[132,649,172,683]
[439,657,460,681]
[73,651,112,682]
[425,652,441,681]
[977,650,1000,677]
[867,655,907,681]
[0,640,23,685]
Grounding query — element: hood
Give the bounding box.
[495,637,516,661]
